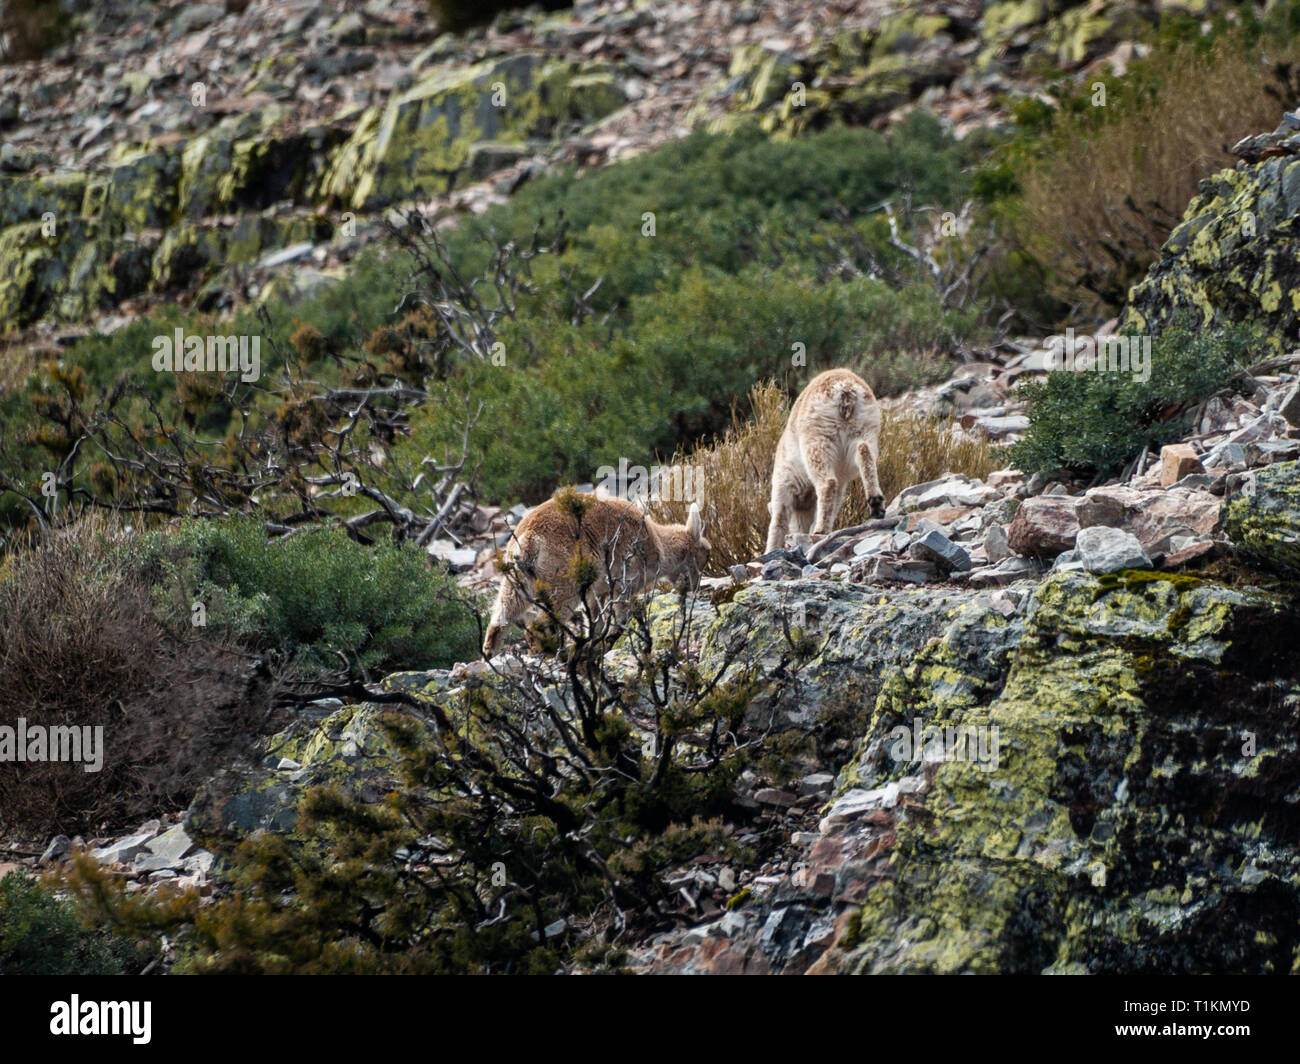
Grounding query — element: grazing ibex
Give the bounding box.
[482,491,711,657]
[765,368,884,553]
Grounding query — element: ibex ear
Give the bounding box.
[686,502,704,542]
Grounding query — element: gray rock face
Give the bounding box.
[1123,144,1300,350]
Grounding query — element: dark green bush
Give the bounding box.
[135,518,482,679]
[0,874,129,975]
[1010,323,1260,478]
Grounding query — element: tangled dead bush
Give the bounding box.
[0,515,277,837]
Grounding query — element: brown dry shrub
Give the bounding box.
[1015,34,1300,316]
[0,515,276,838]
[650,381,996,571]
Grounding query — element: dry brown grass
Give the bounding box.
[649,381,996,571]
[1016,34,1300,316]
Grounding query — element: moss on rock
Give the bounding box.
[1223,460,1300,579]
[1123,155,1300,349]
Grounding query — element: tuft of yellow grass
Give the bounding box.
[649,381,996,571]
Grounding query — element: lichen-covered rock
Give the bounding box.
[317,53,626,210]
[689,580,1022,735]
[1122,151,1300,348]
[0,218,81,326]
[185,692,449,846]
[0,171,88,229]
[1223,460,1300,579]
[634,570,1300,974]
[697,21,964,137]
[102,146,181,231]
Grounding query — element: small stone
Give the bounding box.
[909,529,972,572]
[989,589,1021,617]
[257,242,314,268]
[983,523,1011,563]
[90,831,155,867]
[1173,472,1226,495]
[183,851,216,877]
[1280,381,1300,428]
[1161,540,1219,570]
[426,540,478,571]
[975,414,1029,439]
[172,2,225,35]
[1160,443,1203,487]
[797,773,835,795]
[1075,526,1152,574]
[1007,495,1081,557]
[754,788,798,807]
[1051,549,1085,573]
[39,835,71,865]
[968,556,1042,588]
[134,853,183,874]
[729,564,749,583]
[986,468,1024,490]
[144,823,194,865]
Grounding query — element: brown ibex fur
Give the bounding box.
[482,492,711,657]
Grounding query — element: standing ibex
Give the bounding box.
[482,490,711,657]
[765,368,885,553]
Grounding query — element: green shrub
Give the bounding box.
[60,580,810,973]
[135,518,482,679]
[1010,323,1260,478]
[458,112,980,308]
[0,874,129,975]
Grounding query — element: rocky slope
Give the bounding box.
[10,2,1300,973]
[0,0,1241,339]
